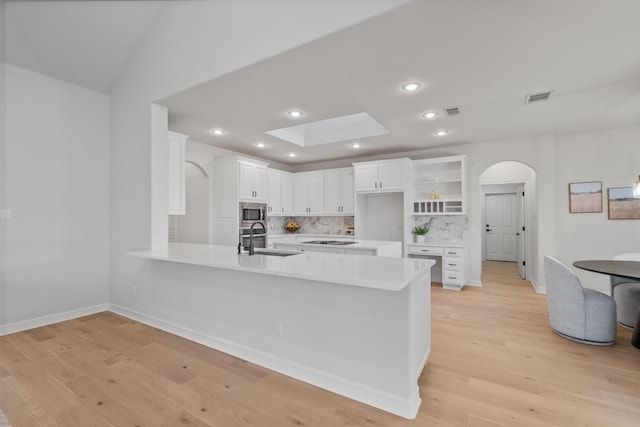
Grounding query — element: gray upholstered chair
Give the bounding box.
[544,256,617,345]
[610,253,640,330]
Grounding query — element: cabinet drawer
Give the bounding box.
[443,257,463,271]
[408,246,444,256]
[443,271,463,284]
[444,247,463,257]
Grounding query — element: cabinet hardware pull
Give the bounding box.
[374,182,377,188]
[380,181,382,188]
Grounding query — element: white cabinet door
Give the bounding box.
[294,172,324,214]
[378,162,405,191]
[354,164,379,192]
[239,162,255,200]
[168,131,188,215]
[325,169,354,214]
[267,170,281,215]
[354,159,409,193]
[281,172,293,215]
[254,165,267,201]
[239,161,267,202]
[324,170,342,214]
[340,169,354,214]
[308,172,325,214]
[294,173,309,215]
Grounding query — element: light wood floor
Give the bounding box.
[1,262,638,426]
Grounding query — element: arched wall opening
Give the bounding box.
[479,161,539,291]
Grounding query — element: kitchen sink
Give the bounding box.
[253,250,299,257]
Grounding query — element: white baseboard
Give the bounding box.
[465,280,482,287]
[529,277,546,294]
[109,303,420,419]
[0,303,109,336]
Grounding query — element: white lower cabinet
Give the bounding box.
[407,244,465,290]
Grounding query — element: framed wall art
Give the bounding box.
[608,187,640,220]
[569,181,602,213]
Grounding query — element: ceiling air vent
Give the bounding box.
[525,91,553,104]
[444,106,460,116]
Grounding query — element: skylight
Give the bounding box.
[265,112,389,147]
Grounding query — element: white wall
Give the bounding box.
[553,127,640,293]
[175,140,218,244]
[1,2,7,329]
[3,65,110,332]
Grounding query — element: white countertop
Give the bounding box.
[268,233,354,239]
[129,243,432,291]
[407,240,465,248]
[274,238,400,250]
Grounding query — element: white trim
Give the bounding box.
[465,280,482,287]
[109,303,421,419]
[529,276,546,294]
[0,303,109,336]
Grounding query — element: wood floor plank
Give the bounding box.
[1,261,638,426]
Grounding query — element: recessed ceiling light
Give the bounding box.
[434,130,449,136]
[287,110,304,118]
[256,142,266,148]
[401,82,421,92]
[209,128,226,136]
[288,152,296,158]
[422,111,439,119]
[352,143,362,149]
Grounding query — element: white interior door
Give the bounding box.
[485,193,517,261]
[516,185,526,278]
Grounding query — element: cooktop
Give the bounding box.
[301,240,358,246]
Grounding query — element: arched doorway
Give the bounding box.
[479,161,537,286]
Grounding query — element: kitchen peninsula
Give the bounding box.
[129,243,433,419]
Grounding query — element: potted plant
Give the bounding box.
[412,225,429,243]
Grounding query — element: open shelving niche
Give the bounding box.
[411,155,466,215]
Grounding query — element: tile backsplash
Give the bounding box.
[411,216,468,241]
[268,216,354,236]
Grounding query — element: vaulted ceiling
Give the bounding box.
[6,0,640,165]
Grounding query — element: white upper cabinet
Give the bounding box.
[324,168,354,214]
[168,131,189,215]
[267,169,293,215]
[411,155,467,215]
[281,172,293,215]
[239,160,267,202]
[353,158,410,193]
[294,172,325,215]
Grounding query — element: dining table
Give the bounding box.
[573,260,640,349]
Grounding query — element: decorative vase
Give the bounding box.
[416,235,426,244]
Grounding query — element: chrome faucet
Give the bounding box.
[248,221,266,255]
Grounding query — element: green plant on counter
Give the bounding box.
[412,225,429,235]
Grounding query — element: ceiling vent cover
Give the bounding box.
[445,107,460,116]
[525,91,553,104]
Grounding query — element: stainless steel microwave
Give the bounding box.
[239,202,266,226]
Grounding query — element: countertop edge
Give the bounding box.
[127,244,432,292]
